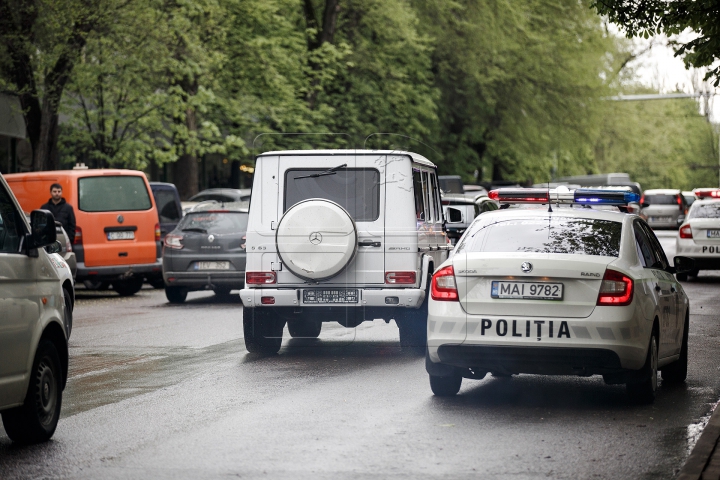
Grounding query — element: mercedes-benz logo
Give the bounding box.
[521,262,533,273]
[117,214,124,224]
[208,234,215,243]
[309,232,323,245]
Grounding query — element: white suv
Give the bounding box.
[0,174,72,443]
[240,150,449,353]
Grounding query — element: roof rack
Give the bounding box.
[488,187,640,206]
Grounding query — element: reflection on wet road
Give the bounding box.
[0,230,719,479]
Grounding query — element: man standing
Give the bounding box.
[41,183,76,243]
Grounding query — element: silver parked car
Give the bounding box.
[162,202,248,303]
[640,189,687,229]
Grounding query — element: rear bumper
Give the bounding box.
[676,238,720,269]
[76,260,162,281]
[164,271,245,289]
[645,216,683,228]
[240,287,425,309]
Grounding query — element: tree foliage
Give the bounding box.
[592,0,720,85]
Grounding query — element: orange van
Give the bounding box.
[6,169,162,296]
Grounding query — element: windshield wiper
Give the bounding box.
[182,227,207,233]
[294,163,347,180]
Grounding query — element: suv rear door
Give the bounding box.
[276,153,385,285]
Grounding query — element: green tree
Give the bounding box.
[592,0,720,85]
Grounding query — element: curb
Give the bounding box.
[679,401,720,480]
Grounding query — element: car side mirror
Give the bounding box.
[28,209,57,250]
[671,256,695,275]
[446,207,463,224]
[45,240,62,254]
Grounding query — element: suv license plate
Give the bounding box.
[491,281,563,300]
[303,289,359,304]
[195,261,230,270]
[107,231,134,240]
[707,230,720,238]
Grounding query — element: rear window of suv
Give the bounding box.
[284,168,380,221]
[459,217,622,257]
[79,176,152,212]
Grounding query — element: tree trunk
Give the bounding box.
[175,106,199,200]
[304,0,341,109]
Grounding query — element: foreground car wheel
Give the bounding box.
[63,288,73,339]
[165,286,188,304]
[288,320,322,338]
[243,308,284,354]
[113,277,143,296]
[429,374,462,396]
[1,340,63,443]
[662,314,689,383]
[627,332,658,404]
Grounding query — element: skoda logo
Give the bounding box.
[117,215,124,224]
[208,234,215,243]
[309,232,323,245]
[521,262,533,273]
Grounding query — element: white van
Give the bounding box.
[0,174,72,443]
[240,150,450,353]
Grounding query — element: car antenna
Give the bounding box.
[547,180,553,213]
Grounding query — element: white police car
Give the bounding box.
[676,199,720,280]
[426,187,693,403]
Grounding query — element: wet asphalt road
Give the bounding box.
[2,231,720,479]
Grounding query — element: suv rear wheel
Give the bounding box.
[1,340,63,443]
[288,320,322,338]
[243,308,284,354]
[396,272,430,354]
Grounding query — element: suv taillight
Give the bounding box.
[73,226,82,245]
[155,223,161,241]
[165,233,183,249]
[597,269,633,306]
[385,271,416,284]
[679,224,693,239]
[431,266,458,301]
[246,272,277,284]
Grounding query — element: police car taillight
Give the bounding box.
[679,225,693,239]
[431,266,458,301]
[597,269,633,306]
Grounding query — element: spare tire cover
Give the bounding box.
[276,199,358,281]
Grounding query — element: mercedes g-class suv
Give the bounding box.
[239,150,449,354]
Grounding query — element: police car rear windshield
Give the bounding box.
[285,168,380,221]
[179,212,248,234]
[689,203,720,219]
[460,217,622,257]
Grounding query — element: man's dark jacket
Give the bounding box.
[40,198,76,243]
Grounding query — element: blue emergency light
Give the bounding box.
[488,187,640,206]
[573,189,640,205]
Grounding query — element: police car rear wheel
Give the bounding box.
[627,332,658,404]
[429,374,462,396]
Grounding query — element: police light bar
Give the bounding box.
[693,188,720,199]
[488,188,640,205]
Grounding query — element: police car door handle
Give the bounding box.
[358,239,381,247]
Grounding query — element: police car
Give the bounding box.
[676,198,720,280]
[426,187,693,403]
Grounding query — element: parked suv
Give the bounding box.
[640,189,687,229]
[0,174,72,443]
[6,169,162,296]
[240,150,450,354]
[163,202,248,303]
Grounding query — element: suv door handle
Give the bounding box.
[655,285,661,292]
[671,286,677,293]
[358,239,381,247]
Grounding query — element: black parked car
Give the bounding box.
[162,202,248,303]
[149,182,183,288]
